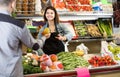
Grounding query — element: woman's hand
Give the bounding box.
[55,34,66,41]
[44,33,51,39]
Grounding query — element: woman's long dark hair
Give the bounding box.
[43,6,59,24]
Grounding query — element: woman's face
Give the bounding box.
[45,9,55,21]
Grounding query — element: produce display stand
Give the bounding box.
[24,65,120,77]
[15,0,120,77]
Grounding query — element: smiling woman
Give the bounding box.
[38,6,73,55]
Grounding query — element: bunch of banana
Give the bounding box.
[72,50,84,56]
[86,24,101,37]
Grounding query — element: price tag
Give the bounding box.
[76,68,90,77]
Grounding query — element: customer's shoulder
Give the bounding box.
[0,13,25,28]
[12,19,25,29]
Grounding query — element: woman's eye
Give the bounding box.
[51,12,53,14]
[46,12,49,14]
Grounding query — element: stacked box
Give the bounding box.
[16,0,35,15]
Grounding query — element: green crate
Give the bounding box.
[27,26,37,33]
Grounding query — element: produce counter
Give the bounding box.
[23,47,120,77]
[24,65,120,77]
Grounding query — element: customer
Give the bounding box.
[38,6,73,55]
[0,0,44,77]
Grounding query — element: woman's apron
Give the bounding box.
[43,31,65,55]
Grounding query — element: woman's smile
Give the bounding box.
[46,9,55,20]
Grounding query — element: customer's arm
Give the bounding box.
[18,25,44,50]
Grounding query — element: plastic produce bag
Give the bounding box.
[37,48,45,56]
[100,41,113,57]
[40,54,64,72]
[76,43,89,54]
[35,0,42,14]
[32,48,45,56]
[64,42,69,52]
[107,42,120,64]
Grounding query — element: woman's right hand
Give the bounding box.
[44,33,51,39]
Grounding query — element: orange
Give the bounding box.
[49,64,57,69]
[50,54,58,62]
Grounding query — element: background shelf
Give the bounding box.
[15,12,113,21]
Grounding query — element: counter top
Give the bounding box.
[24,65,120,77]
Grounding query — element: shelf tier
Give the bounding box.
[24,65,120,77]
[71,37,115,42]
[15,12,113,21]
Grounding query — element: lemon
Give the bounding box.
[42,28,50,35]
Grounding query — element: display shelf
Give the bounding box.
[71,37,115,42]
[24,65,120,77]
[15,12,113,21]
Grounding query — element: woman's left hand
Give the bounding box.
[55,34,66,41]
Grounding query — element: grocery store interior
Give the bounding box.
[15,0,120,77]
